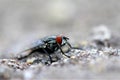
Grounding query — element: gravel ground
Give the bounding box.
[0,26,120,80]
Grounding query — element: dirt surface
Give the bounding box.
[0,26,120,80]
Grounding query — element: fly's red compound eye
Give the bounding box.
[56,36,62,44]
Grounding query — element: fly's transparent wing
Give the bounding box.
[30,39,46,50]
[19,40,46,54]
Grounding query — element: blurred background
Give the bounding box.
[0,0,120,56]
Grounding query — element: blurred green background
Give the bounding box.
[0,0,120,55]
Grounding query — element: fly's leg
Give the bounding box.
[66,41,72,49]
[57,43,70,58]
[65,40,83,50]
[42,48,53,64]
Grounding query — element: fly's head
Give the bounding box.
[56,35,72,48]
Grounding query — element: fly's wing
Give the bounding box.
[19,35,56,54]
[19,40,46,54]
[16,40,46,60]
[32,40,46,49]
